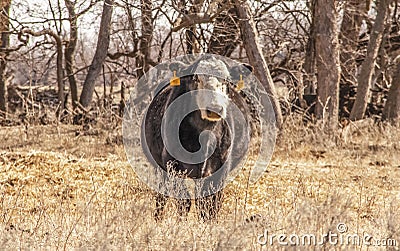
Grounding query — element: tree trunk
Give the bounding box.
[314,0,341,128]
[79,0,114,108]
[185,26,198,54]
[339,0,366,84]
[64,0,78,110]
[303,0,317,95]
[0,0,10,117]
[382,62,400,123]
[22,29,65,115]
[55,34,65,115]
[136,0,153,79]
[235,0,283,129]
[183,0,201,54]
[350,0,390,121]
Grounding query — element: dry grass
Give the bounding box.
[0,116,400,250]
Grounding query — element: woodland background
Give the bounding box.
[0,0,399,128]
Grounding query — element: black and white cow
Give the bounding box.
[142,55,255,221]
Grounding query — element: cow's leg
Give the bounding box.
[154,193,167,221]
[195,157,226,221]
[195,190,224,221]
[162,152,193,218]
[173,171,192,218]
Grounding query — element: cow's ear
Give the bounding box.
[230,63,253,79]
[241,63,253,73]
[230,63,253,91]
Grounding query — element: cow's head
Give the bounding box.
[170,55,253,122]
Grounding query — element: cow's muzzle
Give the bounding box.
[202,106,224,121]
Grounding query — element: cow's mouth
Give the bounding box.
[204,110,222,121]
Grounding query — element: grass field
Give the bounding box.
[0,117,399,250]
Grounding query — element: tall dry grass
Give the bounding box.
[0,113,399,250]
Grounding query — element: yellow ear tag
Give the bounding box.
[170,71,180,86]
[236,75,244,91]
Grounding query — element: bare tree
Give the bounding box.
[303,0,317,95]
[235,0,283,129]
[23,28,65,115]
[339,0,368,83]
[383,60,400,123]
[339,0,368,84]
[79,0,115,108]
[64,0,79,110]
[0,0,10,117]
[314,0,341,128]
[136,0,153,79]
[208,4,240,57]
[350,0,391,121]
[182,0,201,54]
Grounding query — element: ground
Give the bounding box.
[0,118,399,250]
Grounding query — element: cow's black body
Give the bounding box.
[142,56,255,221]
[145,79,232,178]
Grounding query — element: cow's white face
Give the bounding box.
[196,75,229,122]
[170,56,252,122]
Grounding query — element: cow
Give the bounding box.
[142,55,256,221]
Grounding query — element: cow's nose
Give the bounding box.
[206,105,223,114]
